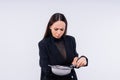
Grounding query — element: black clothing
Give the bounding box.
[38,35,88,80]
[54,37,66,59]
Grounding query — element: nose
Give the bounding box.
[56,30,62,35]
[57,30,61,34]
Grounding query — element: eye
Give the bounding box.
[54,28,58,31]
[60,28,64,31]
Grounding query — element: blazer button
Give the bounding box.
[71,75,74,78]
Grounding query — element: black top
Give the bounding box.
[38,35,88,80]
[54,36,66,59]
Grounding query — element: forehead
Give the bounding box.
[52,21,66,28]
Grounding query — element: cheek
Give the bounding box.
[62,30,65,34]
[51,29,56,35]
[61,31,64,34]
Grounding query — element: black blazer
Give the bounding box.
[38,35,87,80]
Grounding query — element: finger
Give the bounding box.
[76,58,86,67]
[76,61,83,67]
[74,57,79,62]
[77,61,86,67]
[72,57,78,65]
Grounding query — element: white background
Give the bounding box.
[0,0,120,80]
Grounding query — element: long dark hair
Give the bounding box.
[43,13,68,39]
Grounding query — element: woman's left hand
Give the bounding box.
[76,57,87,68]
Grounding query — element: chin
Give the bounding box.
[55,36,61,39]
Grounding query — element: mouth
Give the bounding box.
[55,35,61,38]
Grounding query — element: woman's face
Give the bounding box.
[50,21,66,39]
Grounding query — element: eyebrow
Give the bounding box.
[54,28,64,29]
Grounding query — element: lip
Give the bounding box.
[55,36,61,39]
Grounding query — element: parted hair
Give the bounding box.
[43,13,68,39]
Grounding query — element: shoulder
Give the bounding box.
[64,35,75,41]
[38,37,51,47]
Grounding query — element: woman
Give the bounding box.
[38,13,88,80]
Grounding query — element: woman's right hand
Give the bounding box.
[72,57,79,67]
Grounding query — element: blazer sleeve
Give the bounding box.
[71,36,79,57]
[38,41,51,80]
[71,36,88,66]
